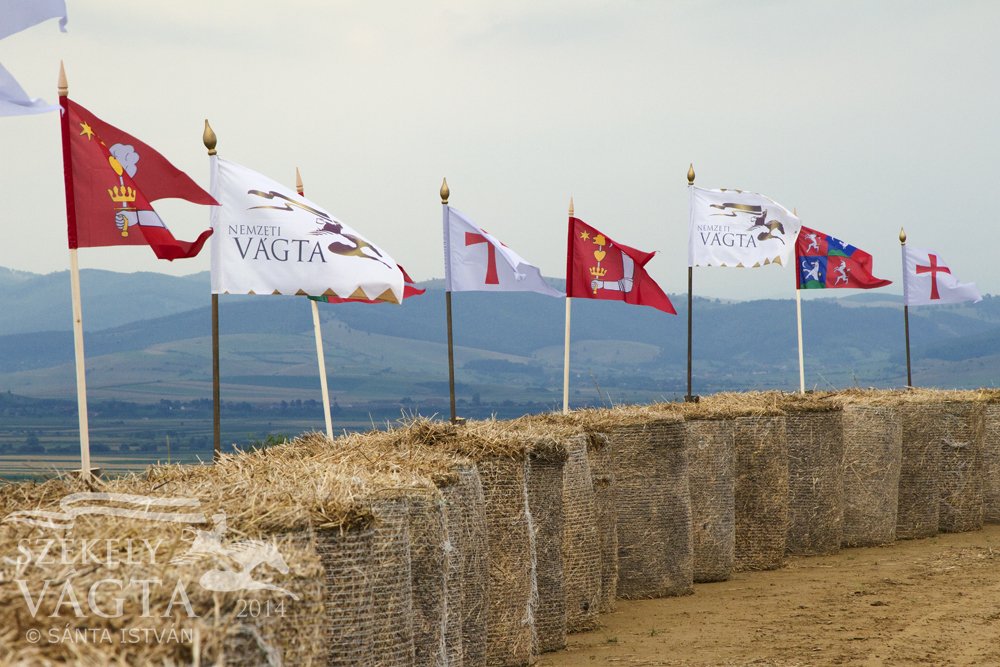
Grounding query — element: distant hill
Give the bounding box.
[0,267,997,404]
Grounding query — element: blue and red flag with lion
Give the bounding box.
[796,226,891,290]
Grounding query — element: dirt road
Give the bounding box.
[538,525,1000,666]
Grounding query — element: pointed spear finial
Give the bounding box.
[203,119,217,156]
[568,196,575,217]
[687,163,695,185]
[440,177,449,204]
[899,227,907,245]
[295,167,304,196]
[58,61,68,97]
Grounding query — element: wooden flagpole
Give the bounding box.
[204,119,221,461]
[685,164,697,402]
[900,227,912,387]
[794,207,805,393]
[563,197,573,414]
[441,178,460,424]
[58,62,95,481]
[297,168,334,440]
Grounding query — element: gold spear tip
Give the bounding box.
[440,177,449,204]
[568,196,575,217]
[295,167,304,195]
[58,61,67,97]
[687,163,695,185]
[899,227,907,244]
[203,119,217,155]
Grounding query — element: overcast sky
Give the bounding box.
[1,1,997,300]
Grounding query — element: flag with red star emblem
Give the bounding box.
[61,97,216,259]
[566,217,675,314]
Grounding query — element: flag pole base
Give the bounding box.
[684,394,699,403]
[71,467,102,481]
[450,416,467,426]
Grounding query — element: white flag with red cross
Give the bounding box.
[902,245,981,306]
[444,206,563,297]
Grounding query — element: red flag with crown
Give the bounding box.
[566,217,675,314]
[61,97,216,259]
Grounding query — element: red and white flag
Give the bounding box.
[444,206,562,297]
[902,245,981,306]
[62,98,217,260]
[566,217,675,314]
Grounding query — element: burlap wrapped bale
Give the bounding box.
[526,452,567,653]
[610,417,693,599]
[457,464,489,666]
[684,418,735,582]
[785,409,844,556]
[315,525,377,667]
[586,432,617,614]
[369,494,416,665]
[561,434,601,632]
[734,415,788,571]
[898,402,944,539]
[985,404,1000,524]
[408,489,448,666]
[479,456,535,667]
[937,401,985,533]
[841,404,902,547]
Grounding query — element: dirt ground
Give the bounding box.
[538,525,1000,667]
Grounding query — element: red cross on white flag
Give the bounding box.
[443,206,563,297]
[902,245,981,306]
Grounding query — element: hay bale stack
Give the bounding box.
[455,464,489,666]
[733,413,789,571]
[477,455,535,667]
[408,488,448,666]
[683,417,735,582]
[783,404,844,556]
[984,402,1000,524]
[561,434,601,632]
[526,451,567,653]
[839,403,902,547]
[314,526,377,666]
[897,400,947,539]
[438,471,471,667]
[368,493,417,665]
[585,432,618,614]
[603,413,692,599]
[937,401,985,533]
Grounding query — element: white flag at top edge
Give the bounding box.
[902,245,981,306]
[444,206,563,297]
[0,0,67,40]
[210,156,404,302]
[688,186,801,268]
[0,62,57,116]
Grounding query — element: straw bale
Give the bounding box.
[984,404,1000,524]
[897,401,945,539]
[841,404,902,547]
[561,434,601,632]
[456,464,489,667]
[439,473,467,667]
[684,418,735,582]
[734,415,789,571]
[368,493,416,666]
[409,488,448,667]
[526,453,566,653]
[583,432,617,614]
[937,401,985,533]
[315,525,376,667]
[785,409,845,556]
[479,456,535,667]
[608,417,693,599]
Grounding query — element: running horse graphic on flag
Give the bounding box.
[709,199,790,246]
